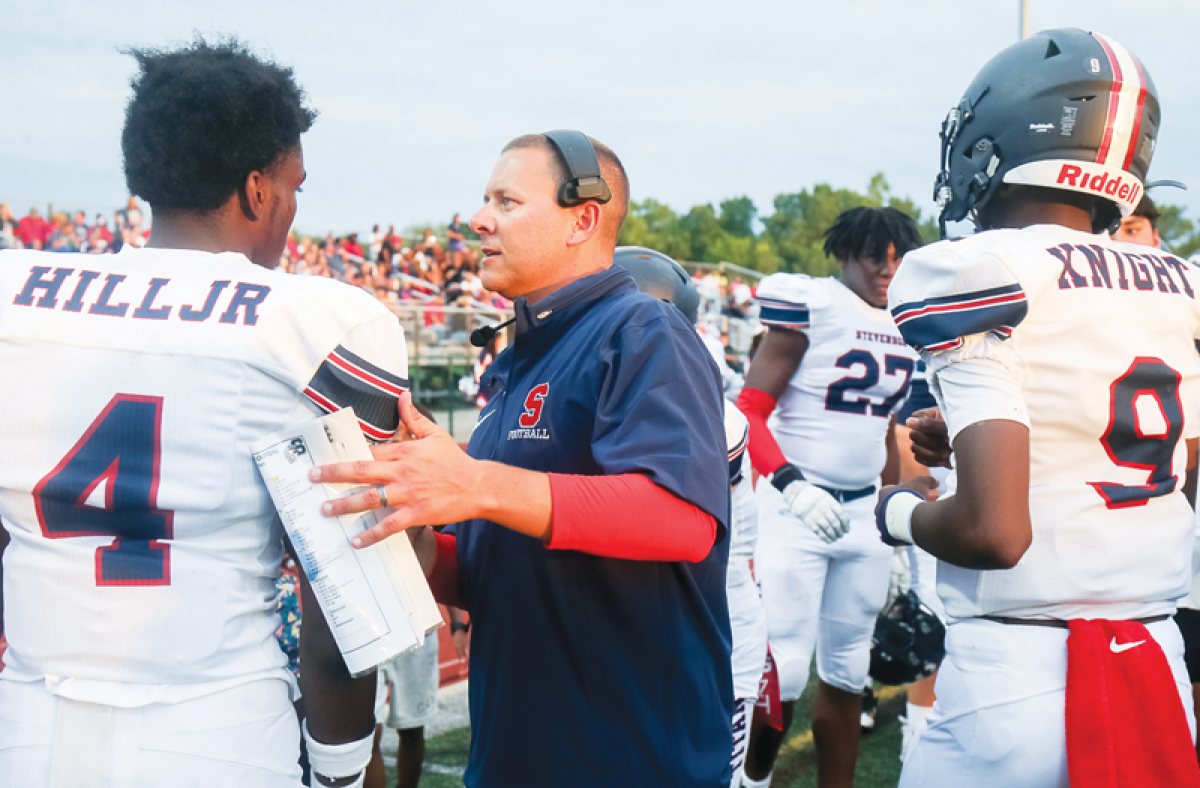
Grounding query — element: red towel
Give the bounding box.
[1066,618,1200,788]
[752,647,783,732]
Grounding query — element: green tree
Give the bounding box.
[762,184,869,276]
[762,175,937,275]
[1176,234,1200,260]
[680,204,724,261]
[707,234,782,275]
[1158,203,1200,259]
[616,175,933,276]
[618,199,692,261]
[719,196,757,238]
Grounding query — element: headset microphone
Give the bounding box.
[470,317,515,348]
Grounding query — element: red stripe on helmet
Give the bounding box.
[1121,53,1148,172]
[1093,33,1123,166]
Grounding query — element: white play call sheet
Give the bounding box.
[251,407,442,677]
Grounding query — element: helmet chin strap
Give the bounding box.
[969,210,988,234]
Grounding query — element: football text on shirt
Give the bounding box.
[509,383,551,441]
[1050,245,1196,298]
[12,266,270,326]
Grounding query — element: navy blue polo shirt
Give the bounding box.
[449,265,733,788]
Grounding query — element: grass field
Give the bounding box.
[382,670,909,788]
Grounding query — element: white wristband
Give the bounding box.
[303,720,373,782]
[885,490,923,544]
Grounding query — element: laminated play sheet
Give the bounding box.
[252,407,442,677]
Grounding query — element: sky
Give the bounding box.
[4,0,1198,239]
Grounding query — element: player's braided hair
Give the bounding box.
[823,207,923,263]
[121,38,316,212]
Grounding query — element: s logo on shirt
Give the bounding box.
[519,383,549,428]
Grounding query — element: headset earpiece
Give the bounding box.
[543,130,612,208]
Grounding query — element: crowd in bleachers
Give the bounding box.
[0,200,515,336]
[278,223,513,318]
[0,198,148,255]
[0,198,767,365]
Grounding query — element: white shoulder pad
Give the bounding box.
[724,404,749,453]
[889,236,1027,354]
[724,403,749,484]
[756,274,832,331]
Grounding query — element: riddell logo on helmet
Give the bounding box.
[1056,164,1142,204]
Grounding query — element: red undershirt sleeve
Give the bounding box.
[547,473,718,562]
[736,387,789,477]
[429,531,466,610]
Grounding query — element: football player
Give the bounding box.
[891,361,949,761]
[0,41,407,787]
[1111,194,1162,248]
[737,207,923,788]
[881,28,1200,787]
[1107,191,1200,761]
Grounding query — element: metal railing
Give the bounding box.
[679,260,766,282]
[384,300,513,438]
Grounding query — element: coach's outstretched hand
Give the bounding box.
[312,392,553,548]
[311,392,484,547]
[906,408,952,469]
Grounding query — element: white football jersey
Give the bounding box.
[890,225,1200,620]
[724,406,766,699]
[0,247,408,705]
[757,275,918,490]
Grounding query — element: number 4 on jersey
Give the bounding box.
[34,395,173,586]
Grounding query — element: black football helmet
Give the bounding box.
[869,590,946,686]
[934,28,1159,236]
[614,246,700,325]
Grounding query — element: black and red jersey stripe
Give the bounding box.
[303,344,409,441]
[728,426,748,486]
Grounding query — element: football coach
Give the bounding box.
[311,131,733,787]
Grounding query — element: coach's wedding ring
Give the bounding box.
[377,484,390,509]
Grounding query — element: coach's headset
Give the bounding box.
[470,131,611,349]
[543,130,612,208]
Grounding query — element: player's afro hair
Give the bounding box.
[823,207,923,264]
[121,38,316,212]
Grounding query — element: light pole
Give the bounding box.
[1020,0,1031,39]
